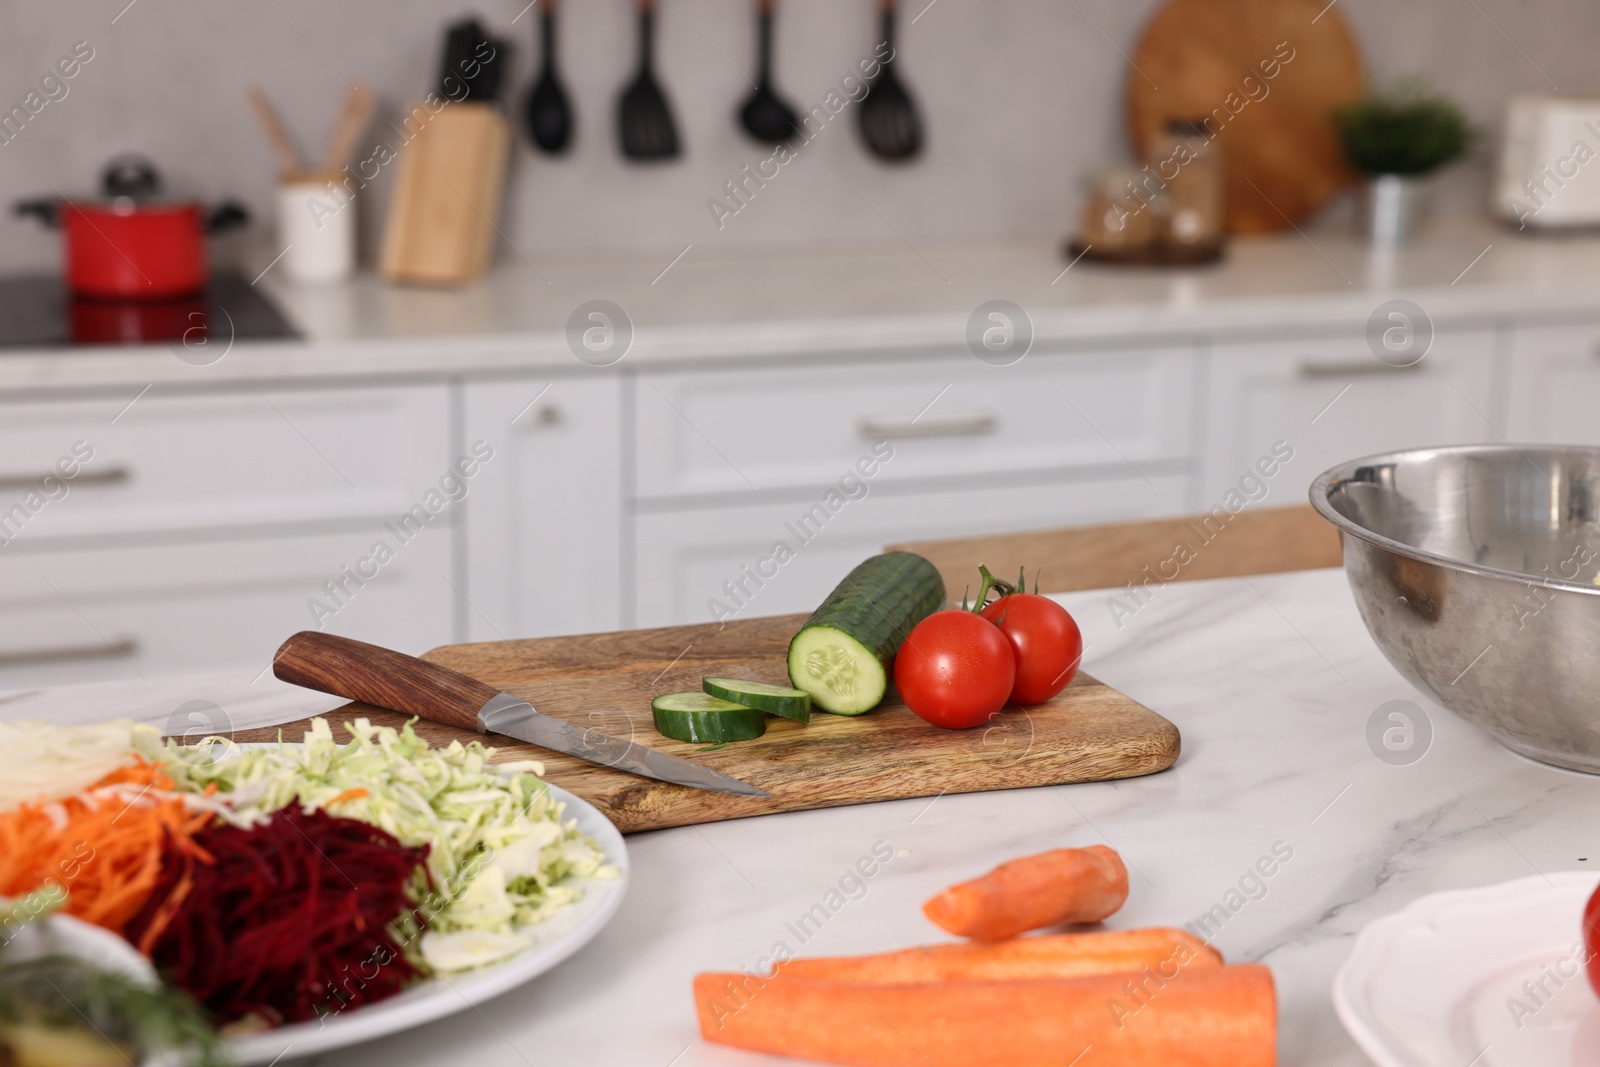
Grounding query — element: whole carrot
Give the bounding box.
[695,963,1277,1067]
[777,927,1220,985]
[923,845,1128,940]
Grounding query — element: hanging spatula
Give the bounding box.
[618,0,681,161]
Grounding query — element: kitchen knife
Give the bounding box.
[272,631,770,797]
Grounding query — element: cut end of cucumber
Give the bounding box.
[702,677,812,723]
[786,626,888,716]
[652,692,767,743]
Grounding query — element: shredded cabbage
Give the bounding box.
[157,718,616,973]
[0,720,160,810]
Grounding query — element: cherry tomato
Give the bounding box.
[894,609,1016,729]
[981,593,1083,704]
[1584,882,1600,996]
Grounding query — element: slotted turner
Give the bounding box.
[618,0,681,161]
[858,0,923,162]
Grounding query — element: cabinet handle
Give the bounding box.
[858,413,998,440]
[0,637,138,669]
[1297,359,1426,379]
[0,467,131,492]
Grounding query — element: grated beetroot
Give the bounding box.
[127,807,429,1025]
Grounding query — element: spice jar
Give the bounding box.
[1145,119,1224,252]
[1076,168,1162,254]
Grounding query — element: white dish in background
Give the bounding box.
[229,783,628,1066]
[1334,872,1600,1067]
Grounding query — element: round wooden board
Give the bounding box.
[1128,0,1364,233]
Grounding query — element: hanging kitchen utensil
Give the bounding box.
[857,0,923,162]
[524,0,574,152]
[13,155,249,300]
[273,632,770,797]
[618,0,681,161]
[738,0,801,146]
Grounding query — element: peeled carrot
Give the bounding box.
[695,963,1277,1067]
[777,927,1220,984]
[0,759,212,937]
[923,844,1128,941]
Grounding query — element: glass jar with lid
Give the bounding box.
[1145,119,1225,252]
[1076,168,1163,254]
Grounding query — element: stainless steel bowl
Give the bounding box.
[1311,445,1600,772]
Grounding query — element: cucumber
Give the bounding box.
[652,692,767,743]
[702,678,812,723]
[786,551,945,715]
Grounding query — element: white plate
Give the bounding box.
[227,783,628,1065]
[6,910,156,982]
[1333,872,1600,1067]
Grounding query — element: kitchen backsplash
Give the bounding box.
[0,0,1594,273]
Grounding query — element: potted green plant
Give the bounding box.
[1335,84,1472,243]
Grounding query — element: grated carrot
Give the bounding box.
[0,757,213,938]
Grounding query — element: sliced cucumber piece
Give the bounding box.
[652,692,767,743]
[702,678,812,723]
[786,551,946,716]
[787,626,889,716]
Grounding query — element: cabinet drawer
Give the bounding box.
[1201,330,1498,505]
[633,348,1195,500]
[0,384,450,545]
[632,474,1188,628]
[0,527,452,690]
[1506,321,1600,445]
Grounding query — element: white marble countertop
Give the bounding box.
[4,565,1590,1066]
[8,217,1600,395]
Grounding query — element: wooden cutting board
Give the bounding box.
[238,614,1179,833]
[1127,0,1364,233]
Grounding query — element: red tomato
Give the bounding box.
[980,593,1083,704]
[1585,882,1600,996]
[894,610,1016,729]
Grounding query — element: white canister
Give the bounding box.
[277,178,356,283]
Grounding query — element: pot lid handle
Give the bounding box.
[102,154,162,199]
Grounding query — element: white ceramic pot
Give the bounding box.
[277,179,356,283]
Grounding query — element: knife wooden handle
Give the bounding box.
[272,631,497,733]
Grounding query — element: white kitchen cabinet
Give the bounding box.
[0,526,452,690]
[1200,329,1499,506]
[0,384,451,545]
[632,474,1188,628]
[1505,321,1600,444]
[461,375,624,641]
[633,347,1195,501]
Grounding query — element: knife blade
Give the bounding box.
[272,631,770,797]
[477,693,769,796]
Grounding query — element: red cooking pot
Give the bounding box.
[14,155,248,300]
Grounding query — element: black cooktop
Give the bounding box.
[0,272,301,349]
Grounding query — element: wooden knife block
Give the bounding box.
[381,101,510,286]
